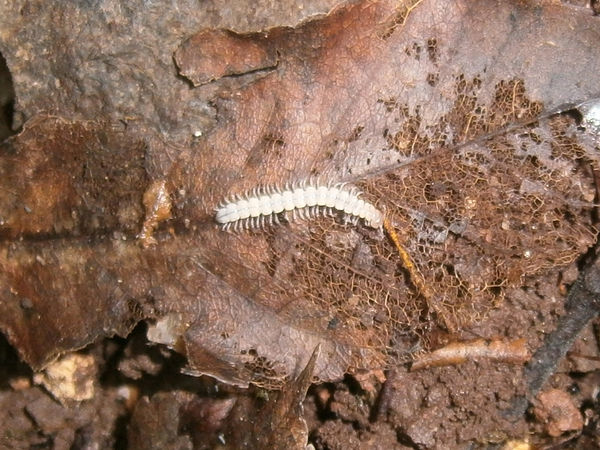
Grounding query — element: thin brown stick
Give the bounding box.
[411,338,531,371]
[383,217,433,300]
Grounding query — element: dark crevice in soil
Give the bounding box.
[0,51,15,141]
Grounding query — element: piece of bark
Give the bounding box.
[411,338,531,371]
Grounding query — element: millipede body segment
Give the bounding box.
[215,181,383,231]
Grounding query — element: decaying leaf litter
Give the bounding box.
[1,0,600,448]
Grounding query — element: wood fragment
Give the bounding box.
[383,217,458,331]
[524,257,600,396]
[138,179,172,247]
[411,338,530,371]
[383,217,432,300]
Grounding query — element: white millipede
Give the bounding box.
[215,180,384,232]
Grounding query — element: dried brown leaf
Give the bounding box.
[175,29,279,86]
[1,0,600,388]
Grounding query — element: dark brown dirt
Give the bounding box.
[1,263,599,448]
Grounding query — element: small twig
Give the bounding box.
[383,216,461,330]
[411,338,530,371]
[383,217,432,300]
[524,261,600,396]
[505,256,600,420]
